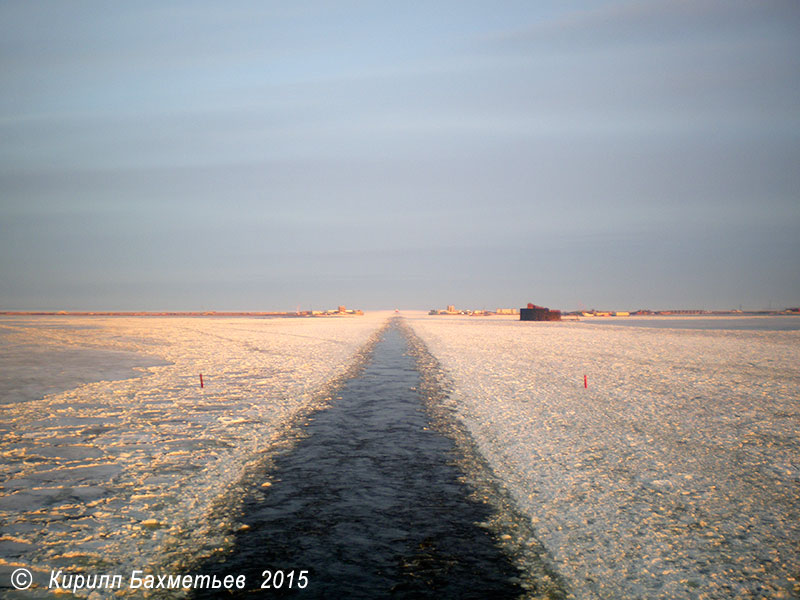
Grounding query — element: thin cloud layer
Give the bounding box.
[1,1,798,310]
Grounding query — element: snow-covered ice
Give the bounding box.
[3,312,797,598]
[406,314,800,600]
[0,314,386,591]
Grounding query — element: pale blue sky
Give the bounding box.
[1,1,798,311]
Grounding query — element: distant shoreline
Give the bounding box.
[0,310,797,318]
[575,312,800,319]
[0,311,361,318]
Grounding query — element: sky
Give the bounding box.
[1,1,798,312]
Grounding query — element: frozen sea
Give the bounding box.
[0,314,386,596]
[406,314,800,599]
[2,313,798,599]
[582,315,800,332]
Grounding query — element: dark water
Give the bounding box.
[194,323,522,599]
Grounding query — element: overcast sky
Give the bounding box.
[1,1,798,311]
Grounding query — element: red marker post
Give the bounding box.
[200,374,204,388]
[584,374,587,389]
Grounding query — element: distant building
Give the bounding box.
[520,303,561,321]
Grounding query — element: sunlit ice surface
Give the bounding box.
[406,314,800,600]
[0,314,388,585]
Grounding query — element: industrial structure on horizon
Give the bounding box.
[520,303,562,321]
[428,305,518,316]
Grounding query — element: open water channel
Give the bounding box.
[193,320,523,598]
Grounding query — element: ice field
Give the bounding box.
[1,313,798,599]
[0,314,386,593]
[406,314,800,599]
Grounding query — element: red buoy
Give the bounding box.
[200,374,204,388]
[584,374,587,389]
